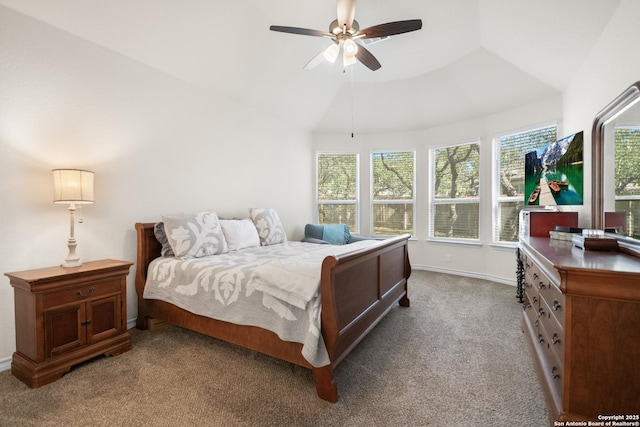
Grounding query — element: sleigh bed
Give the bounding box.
[134,221,411,402]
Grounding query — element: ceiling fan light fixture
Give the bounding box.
[323,43,340,63]
[343,38,358,57]
[343,49,357,67]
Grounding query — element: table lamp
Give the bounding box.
[52,169,94,267]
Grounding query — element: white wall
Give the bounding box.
[0,7,313,366]
[562,0,640,227]
[313,95,563,283]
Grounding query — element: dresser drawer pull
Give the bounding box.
[76,287,95,297]
[551,367,560,380]
[551,333,561,345]
[80,320,92,326]
[552,300,562,311]
[538,307,545,318]
[532,273,538,280]
[537,281,546,290]
[532,296,538,304]
[538,334,545,344]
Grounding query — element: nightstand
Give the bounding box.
[5,259,133,388]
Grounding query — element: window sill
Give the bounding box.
[426,237,482,247]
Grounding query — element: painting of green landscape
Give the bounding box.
[524,131,584,206]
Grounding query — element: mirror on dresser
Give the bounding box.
[592,81,640,255]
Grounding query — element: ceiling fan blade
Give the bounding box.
[355,43,381,71]
[359,19,423,39]
[337,0,356,31]
[269,26,329,37]
[304,48,330,70]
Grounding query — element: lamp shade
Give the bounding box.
[52,169,94,204]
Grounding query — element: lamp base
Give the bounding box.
[61,237,82,268]
[61,259,82,268]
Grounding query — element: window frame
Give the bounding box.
[428,140,481,244]
[491,122,558,246]
[315,152,360,234]
[370,150,416,237]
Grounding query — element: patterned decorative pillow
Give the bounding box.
[153,222,175,257]
[249,208,287,246]
[161,211,228,258]
[220,219,260,251]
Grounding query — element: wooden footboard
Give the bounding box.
[134,223,411,402]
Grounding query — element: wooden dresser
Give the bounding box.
[518,237,640,424]
[5,259,133,388]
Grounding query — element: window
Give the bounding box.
[316,153,359,232]
[430,142,480,240]
[614,127,640,238]
[493,125,557,243]
[371,151,415,236]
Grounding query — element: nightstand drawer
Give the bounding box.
[43,279,121,309]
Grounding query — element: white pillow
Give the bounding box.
[161,211,228,258]
[220,219,260,251]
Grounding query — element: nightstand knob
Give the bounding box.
[76,287,95,297]
[553,300,562,311]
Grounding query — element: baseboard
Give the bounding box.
[411,265,516,287]
[127,318,137,330]
[0,356,11,373]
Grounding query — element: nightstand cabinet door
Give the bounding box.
[87,294,122,344]
[45,303,86,357]
[5,259,133,388]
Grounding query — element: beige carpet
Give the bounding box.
[0,270,548,426]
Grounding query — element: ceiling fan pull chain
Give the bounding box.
[351,66,355,138]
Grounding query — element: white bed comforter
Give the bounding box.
[143,240,375,367]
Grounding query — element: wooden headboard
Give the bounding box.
[134,223,162,304]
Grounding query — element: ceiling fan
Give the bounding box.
[269,0,422,71]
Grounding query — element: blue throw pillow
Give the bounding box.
[322,224,349,245]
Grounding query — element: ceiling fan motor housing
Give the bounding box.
[329,19,359,36]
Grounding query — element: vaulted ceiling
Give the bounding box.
[0,0,621,134]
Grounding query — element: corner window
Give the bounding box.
[316,153,359,232]
[493,125,557,243]
[371,151,415,236]
[430,142,480,240]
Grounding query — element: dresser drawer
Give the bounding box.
[43,279,122,309]
[526,261,553,295]
[524,275,540,307]
[538,303,564,367]
[542,337,564,406]
[523,298,539,332]
[540,283,565,329]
